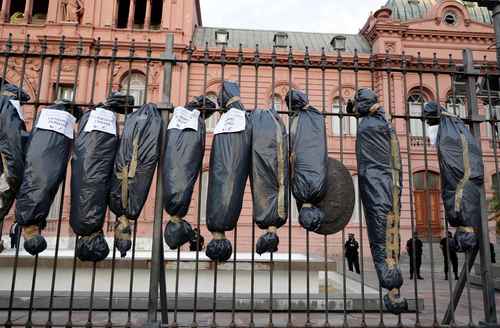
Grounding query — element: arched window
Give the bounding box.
[408,93,429,137]
[205,92,219,132]
[332,97,356,136]
[446,94,467,118]
[121,73,146,107]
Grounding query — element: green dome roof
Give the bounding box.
[385,0,492,24]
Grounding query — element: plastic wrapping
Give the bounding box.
[353,88,407,314]
[162,96,217,250]
[70,95,127,262]
[424,101,484,252]
[205,81,252,262]
[109,103,162,257]
[16,101,81,256]
[286,90,328,232]
[0,85,29,222]
[250,108,288,255]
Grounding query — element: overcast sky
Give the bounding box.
[200,0,388,34]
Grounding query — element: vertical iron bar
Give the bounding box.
[400,52,421,326]
[66,236,79,327]
[0,33,13,93]
[287,46,294,328]
[191,41,210,327]
[304,47,311,328]
[146,33,175,327]
[416,52,439,326]
[320,47,330,328]
[463,48,498,326]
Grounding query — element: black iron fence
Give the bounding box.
[0,33,498,327]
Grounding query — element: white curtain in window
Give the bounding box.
[200,171,209,223]
[48,185,63,220]
[332,98,356,136]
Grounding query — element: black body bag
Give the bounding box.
[109,103,162,257]
[424,101,484,252]
[162,96,216,250]
[250,108,289,255]
[352,88,407,314]
[286,90,328,233]
[70,94,130,262]
[0,84,29,222]
[16,101,81,255]
[205,81,252,262]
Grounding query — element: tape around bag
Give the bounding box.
[36,108,76,139]
[213,108,246,135]
[167,107,200,131]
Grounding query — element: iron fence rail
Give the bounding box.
[0,33,497,327]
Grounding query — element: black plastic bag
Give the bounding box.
[109,103,162,257]
[353,88,407,314]
[250,108,288,255]
[0,85,29,222]
[16,101,81,256]
[424,101,483,252]
[205,81,252,262]
[162,96,217,250]
[70,95,127,262]
[285,90,328,233]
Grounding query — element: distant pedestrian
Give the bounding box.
[189,228,205,252]
[406,233,423,280]
[9,222,21,249]
[345,233,360,274]
[440,231,458,280]
[491,243,496,264]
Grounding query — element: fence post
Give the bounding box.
[444,49,498,326]
[146,32,175,327]
[464,48,498,327]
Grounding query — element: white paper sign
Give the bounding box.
[9,100,23,121]
[36,108,76,139]
[84,107,117,135]
[213,108,246,135]
[167,107,200,131]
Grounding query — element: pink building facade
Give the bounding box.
[0,0,499,256]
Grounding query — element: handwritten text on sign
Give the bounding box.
[213,108,246,135]
[167,107,200,131]
[36,108,76,139]
[84,108,117,135]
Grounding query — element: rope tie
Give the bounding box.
[458,226,476,233]
[170,216,182,224]
[22,225,39,240]
[212,232,226,240]
[302,203,313,209]
[80,231,103,241]
[225,96,241,108]
[115,216,131,241]
[368,103,382,115]
[268,226,278,234]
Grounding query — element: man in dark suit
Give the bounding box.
[345,233,360,274]
[440,231,458,280]
[407,233,424,280]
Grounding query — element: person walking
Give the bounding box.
[189,228,205,252]
[344,233,360,274]
[9,222,21,249]
[440,231,459,280]
[406,233,423,280]
[491,242,496,264]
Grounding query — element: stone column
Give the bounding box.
[24,0,34,23]
[127,0,135,29]
[144,0,151,29]
[1,0,11,23]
